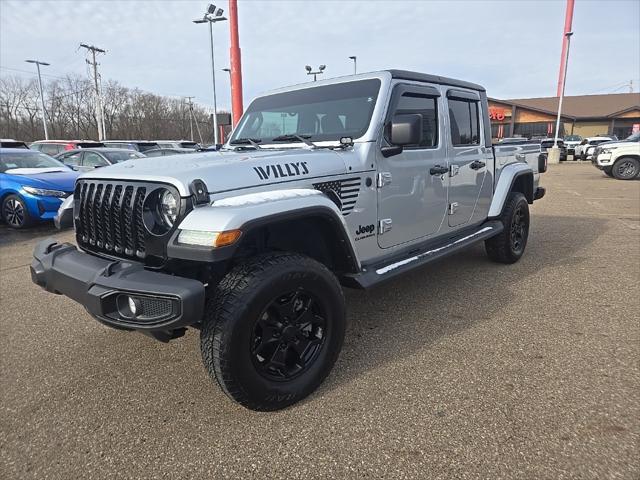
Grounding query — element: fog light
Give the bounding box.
[128,297,141,316]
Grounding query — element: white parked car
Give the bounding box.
[592,132,640,179]
[563,135,582,158]
[575,136,613,160]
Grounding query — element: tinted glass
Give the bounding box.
[103,151,144,162]
[143,150,164,157]
[0,151,66,172]
[83,152,108,167]
[179,142,199,148]
[448,99,480,146]
[40,144,61,155]
[61,151,82,166]
[392,92,438,148]
[136,143,159,152]
[232,79,381,143]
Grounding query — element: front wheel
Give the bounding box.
[485,192,530,264]
[611,157,640,180]
[2,194,32,229]
[200,252,346,411]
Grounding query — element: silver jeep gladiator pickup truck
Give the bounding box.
[31,70,546,411]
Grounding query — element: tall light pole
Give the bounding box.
[550,31,573,164]
[305,64,326,81]
[194,4,227,146]
[349,56,357,75]
[25,59,50,139]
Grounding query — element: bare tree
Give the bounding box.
[0,74,220,143]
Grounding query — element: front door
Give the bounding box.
[377,84,448,249]
[445,90,492,227]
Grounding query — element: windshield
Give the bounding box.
[103,151,145,162]
[625,132,640,142]
[231,79,381,145]
[564,135,581,141]
[0,151,66,173]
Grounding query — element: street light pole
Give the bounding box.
[349,56,357,75]
[194,5,227,146]
[305,64,326,81]
[25,59,50,140]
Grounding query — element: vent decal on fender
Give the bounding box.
[313,177,361,215]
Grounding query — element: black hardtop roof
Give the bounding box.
[387,69,485,93]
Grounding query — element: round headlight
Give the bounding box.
[159,189,178,227]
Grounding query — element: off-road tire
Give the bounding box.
[611,157,640,180]
[2,194,32,229]
[485,192,530,264]
[200,252,346,411]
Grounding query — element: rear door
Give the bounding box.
[377,84,448,248]
[445,90,492,227]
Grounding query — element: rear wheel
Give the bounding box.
[200,252,346,411]
[485,192,530,264]
[2,194,32,229]
[611,157,640,180]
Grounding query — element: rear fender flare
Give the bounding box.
[489,163,534,218]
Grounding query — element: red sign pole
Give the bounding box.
[228,0,244,127]
[556,0,575,97]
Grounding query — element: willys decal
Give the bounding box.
[253,162,309,181]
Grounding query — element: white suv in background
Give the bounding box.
[575,136,613,160]
[592,132,640,179]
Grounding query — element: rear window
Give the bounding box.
[178,142,199,149]
[76,142,104,148]
[39,143,63,155]
[0,141,28,148]
[136,143,160,152]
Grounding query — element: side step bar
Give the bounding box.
[342,220,503,289]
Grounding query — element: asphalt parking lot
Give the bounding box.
[1,162,638,479]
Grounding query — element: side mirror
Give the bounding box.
[381,113,422,158]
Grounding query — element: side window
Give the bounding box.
[448,99,480,146]
[391,92,438,148]
[83,152,108,167]
[61,152,82,166]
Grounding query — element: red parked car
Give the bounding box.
[29,140,104,156]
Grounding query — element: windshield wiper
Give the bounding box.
[229,137,263,149]
[271,134,316,149]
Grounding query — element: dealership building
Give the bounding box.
[488,92,640,140]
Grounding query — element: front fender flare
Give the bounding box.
[168,188,359,270]
[488,163,534,218]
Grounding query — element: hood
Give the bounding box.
[4,169,79,192]
[80,148,349,196]
[593,139,637,149]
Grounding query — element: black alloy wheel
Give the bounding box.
[612,157,640,180]
[510,204,527,255]
[251,289,326,381]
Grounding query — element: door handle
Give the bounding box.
[430,165,448,175]
[470,160,486,170]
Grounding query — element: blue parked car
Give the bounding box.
[0,148,79,228]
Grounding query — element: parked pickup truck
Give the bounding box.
[31,70,546,411]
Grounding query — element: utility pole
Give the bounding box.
[185,96,195,141]
[25,59,50,139]
[80,43,106,141]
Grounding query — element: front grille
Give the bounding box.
[75,180,149,260]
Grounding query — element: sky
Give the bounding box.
[1,0,639,112]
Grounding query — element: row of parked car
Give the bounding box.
[0,138,211,229]
[497,132,640,179]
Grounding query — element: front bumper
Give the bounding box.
[31,239,205,337]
